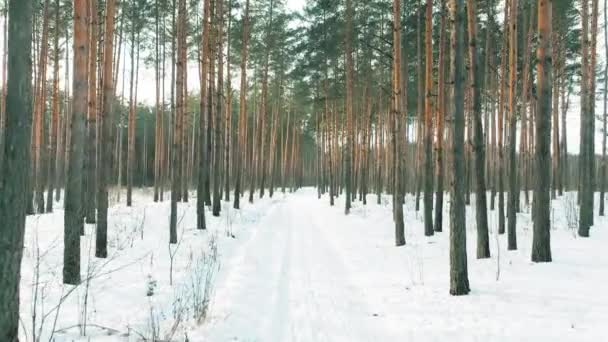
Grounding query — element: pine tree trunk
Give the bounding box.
[392,0,405,246]
[0,0,33,338]
[551,32,560,199]
[84,0,98,223]
[171,0,186,240]
[497,0,509,235]
[531,0,553,262]
[64,0,88,283]
[520,3,534,206]
[198,0,211,228]
[579,0,592,237]
[449,0,470,296]
[46,0,60,213]
[213,0,224,216]
[224,0,233,202]
[507,0,518,250]
[34,0,50,214]
[205,0,215,207]
[466,0,490,258]
[588,0,599,226]
[97,0,117,258]
[127,7,137,207]
[344,0,354,215]
[422,0,434,236]
[600,0,608,216]
[434,0,447,233]
[0,0,7,174]
[154,0,162,202]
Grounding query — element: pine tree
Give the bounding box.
[531,0,553,262]
[393,0,405,247]
[466,0,490,258]
[97,0,117,258]
[423,0,434,237]
[84,0,98,223]
[344,0,354,215]
[0,0,34,338]
[64,0,88,284]
[507,0,518,250]
[449,0,470,296]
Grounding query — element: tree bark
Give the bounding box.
[434,0,447,233]
[507,0,518,250]
[392,0,405,246]
[423,0,434,236]
[579,0,592,237]
[600,0,608,216]
[233,0,249,210]
[96,0,117,258]
[46,0,61,213]
[0,0,33,338]
[64,0,88,284]
[449,0,470,296]
[84,0,98,223]
[466,0,490,258]
[212,0,224,216]
[531,0,553,262]
[344,0,354,215]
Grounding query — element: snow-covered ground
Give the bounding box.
[19,188,608,341]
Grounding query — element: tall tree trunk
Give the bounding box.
[64,0,88,284]
[600,0,608,216]
[344,0,354,215]
[531,0,553,262]
[126,5,137,207]
[224,0,232,202]
[497,0,509,235]
[172,0,186,240]
[520,3,533,206]
[579,0,592,237]
[97,0,117,258]
[198,0,211,228]
[233,0,249,209]
[0,0,33,339]
[46,0,60,213]
[588,0,599,226]
[84,0,98,223]
[551,32,560,199]
[392,0,405,246]
[423,0,434,236]
[449,0,470,296]
[507,0,518,250]
[154,0,162,202]
[434,0,446,233]
[205,0,215,207]
[33,0,50,214]
[0,0,7,174]
[212,0,224,216]
[466,0,490,258]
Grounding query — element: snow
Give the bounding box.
[19,188,608,341]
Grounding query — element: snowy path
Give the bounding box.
[201,191,400,342]
[197,189,608,342]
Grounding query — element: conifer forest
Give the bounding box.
[0,0,607,341]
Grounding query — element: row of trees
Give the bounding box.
[0,0,314,339]
[304,0,605,295]
[0,0,607,338]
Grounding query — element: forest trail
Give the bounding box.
[201,189,401,342]
[196,189,608,342]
